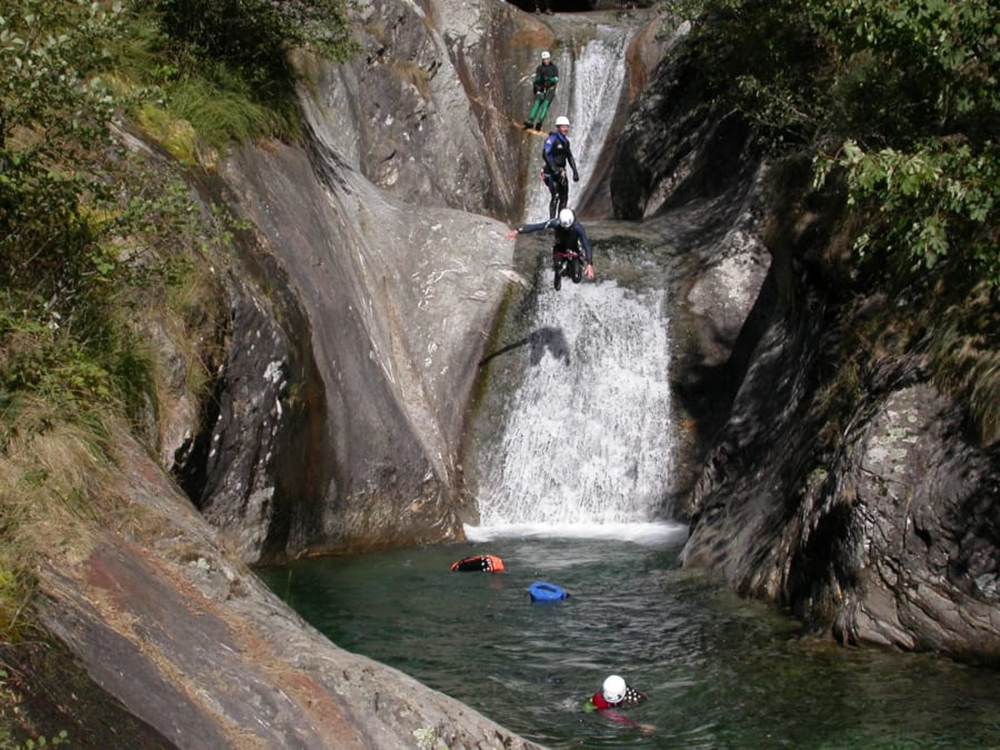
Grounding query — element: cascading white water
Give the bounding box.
[469,22,679,542]
[476,282,673,533]
[526,29,630,222]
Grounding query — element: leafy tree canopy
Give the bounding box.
[677,0,998,289]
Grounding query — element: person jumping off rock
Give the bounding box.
[541,115,579,219]
[505,208,594,291]
[524,51,558,131]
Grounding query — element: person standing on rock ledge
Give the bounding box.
[524,51,558,131]
[541,115,579,219]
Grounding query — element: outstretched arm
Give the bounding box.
[505,219,557,240]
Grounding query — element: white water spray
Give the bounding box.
[469,23,678,540]
[472,282,674,534]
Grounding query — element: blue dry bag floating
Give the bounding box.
[528,581,568,603]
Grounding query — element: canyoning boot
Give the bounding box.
[535,121,543,131]
[524,119,533,129]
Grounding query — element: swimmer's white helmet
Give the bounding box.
[554,115,570,127]
[558,208,575,228]
[602,675,626,704]
[541,51,551,60]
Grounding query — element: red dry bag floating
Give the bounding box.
[450,554,505,573]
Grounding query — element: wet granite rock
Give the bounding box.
[677,183,1000,662]
[294,0,524,220]
[615,37,1000,664]
[609,40,758,222]
[35,436,541,749]
[219,128,512,559]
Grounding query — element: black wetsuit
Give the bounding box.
[533,62,559,92]
[517,216,594,284]
[542,131,579,219]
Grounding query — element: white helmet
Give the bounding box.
[602,675,626,704]
[554,116,570,127]
[558,208,575,228]
[540,51,551,60]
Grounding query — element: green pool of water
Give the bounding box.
[257,535,1000,748]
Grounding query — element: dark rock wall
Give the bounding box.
[681,257,1000,661]
[610,38,757,221]
[172,247,331,563]
[617,35,1000,662]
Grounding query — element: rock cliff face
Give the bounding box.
[182,0,535,562]
[614,40,1000,661]
[679,249,1000,661]
[182,0,672,563]
[36,433,540,750]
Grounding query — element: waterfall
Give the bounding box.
[526,28,631,222]
[468,21,680,543]
[474,282,674,536]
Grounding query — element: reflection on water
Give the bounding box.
[258,536,1000,748]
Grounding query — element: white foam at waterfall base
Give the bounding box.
[464,520,687,546]
[525,32,629,223]
[471,281,674,538]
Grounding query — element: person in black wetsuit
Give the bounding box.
[505,208,594,291]
[541,115,579,219]
[524,51,558,130]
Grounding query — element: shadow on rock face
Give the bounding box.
[480,326,571,367]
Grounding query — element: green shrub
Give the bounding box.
[677,0,999,289]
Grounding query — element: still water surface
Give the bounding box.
[258,532,1000,748]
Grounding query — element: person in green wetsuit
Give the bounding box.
[524,51,558,131]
